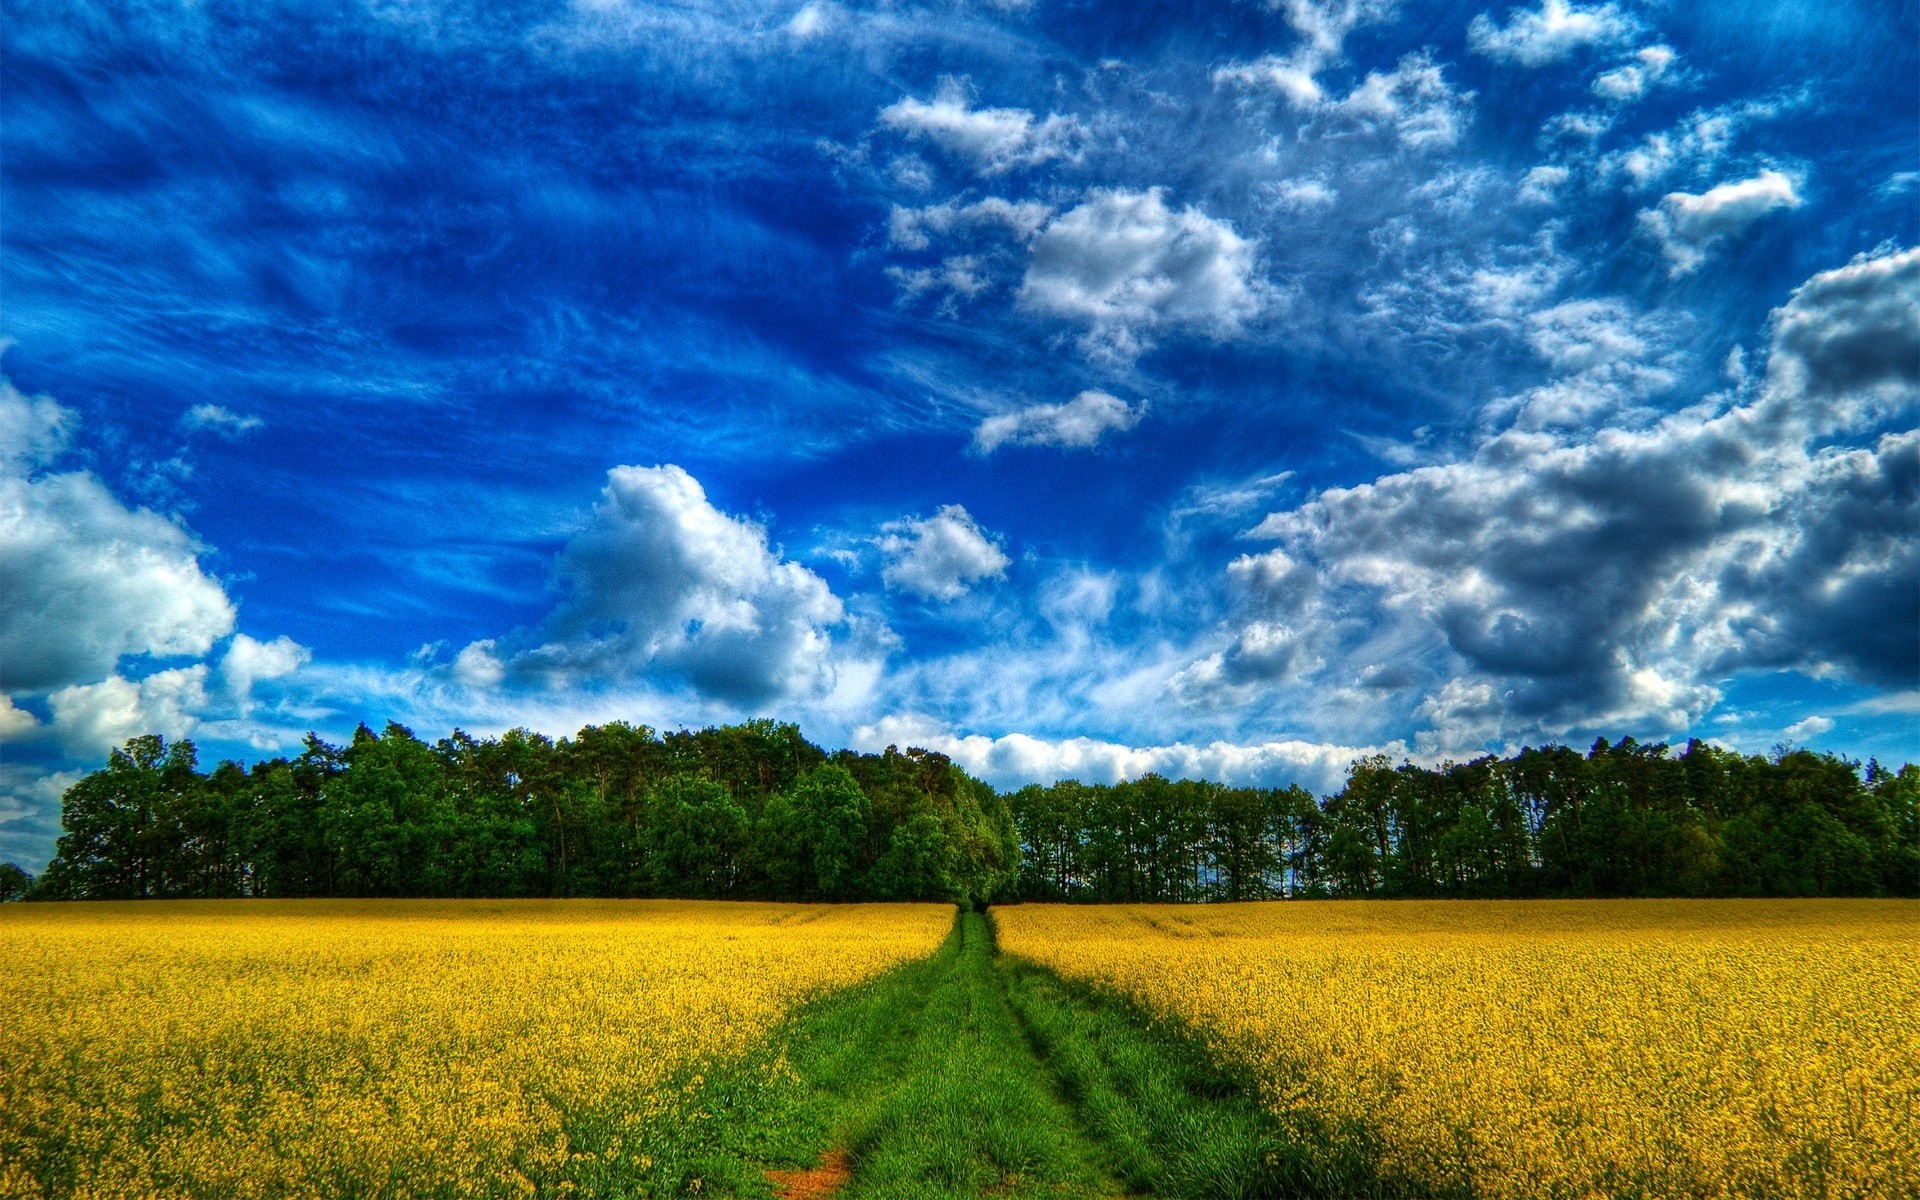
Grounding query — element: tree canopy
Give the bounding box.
[18,724,1915,903]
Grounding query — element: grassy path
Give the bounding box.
[623,910,1418,1199]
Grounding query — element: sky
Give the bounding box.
[3,0,1917,869]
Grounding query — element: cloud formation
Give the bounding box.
[879,505,1010,601]
[179,404,263,437]
[853,713,1390,795]
[532,465,849,704]
[972,390,1143,454]
[1326,52,1475,149]
[1228,246,1919,749]
[1211,0,1395,108]
[221,633,311,712]
[0,384,236,694]
[1019,188,1262,358]
[879,78,1085,176]
[1592,45,1678,103]
[1639,169,1803,276]
[48,666,211,757]
[1468,1,1637,67]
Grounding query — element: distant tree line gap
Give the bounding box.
[4,720,1914,904]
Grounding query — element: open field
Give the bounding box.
[996,899,1920,1200]
[0,899,951,1200]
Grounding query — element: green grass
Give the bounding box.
[583,910,1438,1199]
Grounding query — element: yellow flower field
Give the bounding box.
[0,899,951,1200]
[996,899,1920,1200]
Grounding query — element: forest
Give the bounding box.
[10,720,1917,904]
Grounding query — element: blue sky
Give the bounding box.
[3,0,1916,867]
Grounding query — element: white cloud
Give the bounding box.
[1265,176,1340,212]
[879,504,1010,601]
[1213,0,1395,108]
[1783,714,1834,740]
[972,390,1143,454]
[1468,0,1637,67]
[1,461,236,695]
[1518,164,1570,205]
[1757,244,1920,435]
[1019,188,1262,359]
[0,378,72,472]
[1219,43,1473,151]
[1232,248,1920,749]
[48,666,210,757]
[0,694,40,743]
[783,0,833,38]
[887,256,993,307]
[888,196,1051,252]
[851,712,1393,795]
[221,633,312,711]
[179,404,263,437]
[1874,171,1920,201]
[1525,298,1654,372]
[1600,96,1805,190]
[452,639,506,689]
[1639,169,1803,276]
[1328,52,1475,149]
[529,464,851,704]
[0,764,81,870]
[1593,44,1678,102]
[878,78,1085,176]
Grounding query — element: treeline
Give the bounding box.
[10,724,1916,904]
[23,721,1019,906]
[1011,738,1918,900]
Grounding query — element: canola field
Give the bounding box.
[0,899,951,1200]
[996,899,1920,1200]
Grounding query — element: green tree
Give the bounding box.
[0,861,31,901]
[641,776,750,898]
[790,765,871,900]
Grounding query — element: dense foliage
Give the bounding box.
[24,722,1018,906]
[1011,737,1919,900]
[14,725,1915,903]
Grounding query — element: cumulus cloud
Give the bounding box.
[1217,37,1473,152]
[221,633,311,711]
[1468,0,1637,67]
[48,666,211,757]
[1783,714,1834,740]
[530,465,849,704]
[852,713,1392,795]
[0,763,81,870]
[1265,176,1340,212]
[1019,188,1262,358]
[1212,0,1396,108]
[179,403,263,437]
[1517,164,1570,205]
[972,390,1143,454]
[1757,244,1920,435]
[1326,52,1475,149]
[879,505,1010,601]
[0,378,72,471]
[1228,247,1919,749]
[1639,169,1803,276]
[1,383,236,693]
[879,78,1085,176]
[451,639,507,689]
[1169,547,1333,706]
[1592,44,1677,103]
[0,694,40,743]
[1600,96,1804,190]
